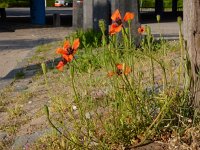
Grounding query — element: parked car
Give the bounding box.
[54,0,72,7]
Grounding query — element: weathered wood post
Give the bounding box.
[184,0,200,108]
[111,0,140,43]
[83,0,109,31]
[73,0,83,28]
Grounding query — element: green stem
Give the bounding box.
[44,105,85,148]
[128,21,132,48]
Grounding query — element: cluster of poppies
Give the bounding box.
[109,9,134,35]
[109,9,145,35]
[56,39,80,71]
[56,10,144,72]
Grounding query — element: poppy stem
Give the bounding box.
[44,105,86,148]
[128,21,132,48]
[122,25,129,41]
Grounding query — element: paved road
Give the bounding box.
[6,7,72,17]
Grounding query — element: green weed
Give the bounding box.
[29,13,198,149]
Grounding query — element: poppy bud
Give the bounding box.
[41,62,47,75]
[177,16,182,27]
[156,15,161,23]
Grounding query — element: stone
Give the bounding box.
[12,129,51,150]
[0,131,7,141]
[14,85,28,92]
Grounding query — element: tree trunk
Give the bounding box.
[184,0,200,108]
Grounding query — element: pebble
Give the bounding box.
[12,129,51,150]
[14,85,28,92]
[0,131,7,141]
[28,101,32,104]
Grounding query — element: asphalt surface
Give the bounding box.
[6,7,72,17]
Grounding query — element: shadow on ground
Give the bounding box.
[0,57,61,89]
[0,15,72,32]
[140,11,183,23]
[0,38,59,51]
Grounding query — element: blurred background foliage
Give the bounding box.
[0,0,183,9]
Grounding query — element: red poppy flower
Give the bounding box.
[56,39,80,62]
[124,12,135,22]
[109,23,123,35]
[138,26,145,34]
[109,9,134,35]
[108,63,131,77]
[107,71,115,77]
[56,60,66,71]
[56,39,80,71]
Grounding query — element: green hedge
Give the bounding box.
[2,0,55,7]
[46,0,55,7]
[139,0,183,8]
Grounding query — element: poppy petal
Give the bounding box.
[109,24,117,35]
[124,66,131,75]
[113,24,122,33]
[56,48,66,55]
[107,71,115,77]
[109,24,122,35]
[56,61,65,71]
[63,40,70,50]
[124,12,134,22]
[72,39,80,50]
[111,9,122,21]
[138,26,145,34]
[63,54,73,62]
[116,64,123,70]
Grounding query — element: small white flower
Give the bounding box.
[85,112,91,119]
[188,119,192,123]
[72,105,77,111]
[28,101,32,104]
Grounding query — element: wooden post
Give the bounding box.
[83,0,109,31]
[72,0,83,28]
[184,0,200,108]
[83,0,93,29]
[53,13,60,27]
